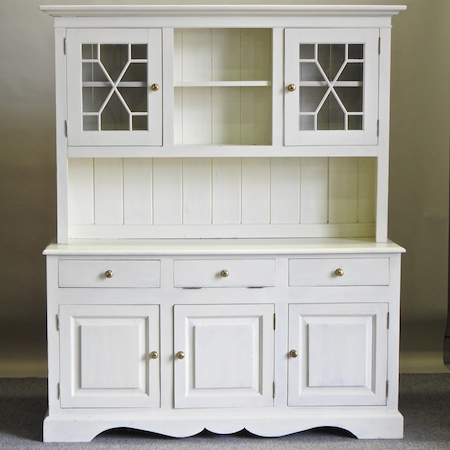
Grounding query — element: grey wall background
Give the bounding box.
[0,0,449,376]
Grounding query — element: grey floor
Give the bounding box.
[0,374,449,450]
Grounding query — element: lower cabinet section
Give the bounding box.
[44,245,404,442]
[59,304,160,408]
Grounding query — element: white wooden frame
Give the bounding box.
[41,4,406,443]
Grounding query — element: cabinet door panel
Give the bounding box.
[288,303,387,406]
[285,28,379,146]
[59,304,160,408]
[67,29,162,146]
[174,304,274,408]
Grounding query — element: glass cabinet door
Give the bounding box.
[67,29,162,146]
[284,29,379,146]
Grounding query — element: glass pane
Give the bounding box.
[318,44,345,81]
[296,40,366,133]
[299,44,315,60]
[131,44,147,60]
[300,86,327,112]
[300,62,324,82]
[101,94,129,131]
[100,44,128,80]
[339,63,363,82]
[132,115,148,131]
[83,115,98,131]
[348,44,363,60]
[335,87,362,113]
[81,43,148,132]
[119,87,147,112]
[83,87,109,112]
[299,114,314,131]
[317,93,344,130]
[121,62,147,82]
[348,115,363,130]
[82,44,98,60]
[82,62,107,83]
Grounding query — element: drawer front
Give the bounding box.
[59,260,160,288]
[289,257,389,287]
[173,259,276,288]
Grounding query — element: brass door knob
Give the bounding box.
[150,351,159,359]
[335,268,344,277]
[220,269,229,278]
[176,351,185,360]
[289,349,298,358]
[151,83,160,91]
[287,84,296,92]
[104,270,114,279]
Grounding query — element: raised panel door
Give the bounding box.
[174,304,274,408]
[288,302,388,406]
[59,304,160,408]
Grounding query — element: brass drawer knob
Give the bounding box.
[335,268,344,277]
[220,269,229,278]
[176,351,185,360]
[287,83,296,92]
[150,351,159,359]
[289,349,298,358]
[151,83,160,91]
[104,270,114,279]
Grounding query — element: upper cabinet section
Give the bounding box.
[284,29,379,146]
[67,29,162,146]
[42,5,405,155]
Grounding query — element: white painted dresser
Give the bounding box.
[41,5,406,442]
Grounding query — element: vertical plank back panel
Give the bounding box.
[123,159,153,225]
[329,158,358,224]
[300,158,329,224]
[152,158,182,224]
[240,88,271,145]
[212,88,241,145]
[180,88,212,145]
[242,158,270,224]
[94,159,123,225]
[68,157,376,235]
[212,158,242,224]
[179,29,212,82]
[183,158,212,224]
[212,29,241,81]
[271,158,300,224]
[68,159,94,225]
[241,29,272,81]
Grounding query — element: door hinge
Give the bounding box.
[63,37,66,55]
[273,381,276,398]
[377,120,380,137]
[273,313,276,330]
[64,120,68,137]
[56,314,60,331]
[57,382,61,399]
[387,312,390,329]
[378,37,381,54]
[386,380,389,398]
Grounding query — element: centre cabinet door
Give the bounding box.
[174,304,274,408]
[66,29,162,146]
[284,28,379,146]
[59,304,160,408]
[288,302,388,406]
